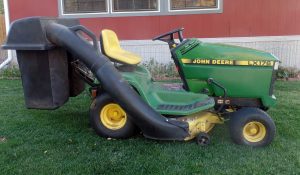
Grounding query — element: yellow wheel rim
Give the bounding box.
[100,103,127,130]
[243,121,266,142]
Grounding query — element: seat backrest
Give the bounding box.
[101,29,121,53]
[100,29,141,65]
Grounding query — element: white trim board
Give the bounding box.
[200,35,300,43]
[119,35,300,46]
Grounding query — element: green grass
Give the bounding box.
[0,80,299,175]
[0,66,21,79]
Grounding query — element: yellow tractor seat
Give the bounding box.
[100,29,141,65]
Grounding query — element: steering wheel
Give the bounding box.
[152,28,184,46]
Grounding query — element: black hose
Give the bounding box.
[45,22,189,140]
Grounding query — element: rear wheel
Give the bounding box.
[229,108,276,147]
[90,94,137,139]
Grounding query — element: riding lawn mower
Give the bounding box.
[3,17,279,147]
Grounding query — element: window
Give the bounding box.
[60,0,222,17]
[170,0,217,10]
[113,0,158,12]
[63,0,107,14]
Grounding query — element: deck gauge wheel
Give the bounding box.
[196,132,211,146]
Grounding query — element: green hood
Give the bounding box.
[188,39,279,62]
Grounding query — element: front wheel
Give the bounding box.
[229,108,276,147]
[90,94,137,139]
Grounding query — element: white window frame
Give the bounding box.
[58,0,223,18]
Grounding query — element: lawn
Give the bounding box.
[0,80,299,175]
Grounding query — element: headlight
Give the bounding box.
[274,61,279,70]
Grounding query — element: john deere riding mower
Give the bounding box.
[3,17,279,147]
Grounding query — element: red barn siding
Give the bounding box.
[9,0,58,20]
[8,0,300,40]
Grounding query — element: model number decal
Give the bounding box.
[181,59,274,67]
[244,61,274,66]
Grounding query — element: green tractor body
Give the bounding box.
[121,38,279,115]
[173,39,278,108]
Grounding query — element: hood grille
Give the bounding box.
[179,40,200,55]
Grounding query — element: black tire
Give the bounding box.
[196,132,211,146]
[229,107,276,147]
[90,94,137,139]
